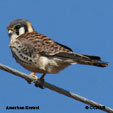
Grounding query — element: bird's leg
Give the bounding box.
[40,73,46,80]
[35,73,46,89]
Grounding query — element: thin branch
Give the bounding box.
[0,64,113,113]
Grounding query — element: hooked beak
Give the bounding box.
[7,28,16,37]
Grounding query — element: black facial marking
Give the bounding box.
[14,24,21,35]
[15,25,21,29]
[24,24,28,32]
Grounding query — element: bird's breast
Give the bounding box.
[9,41,72,74]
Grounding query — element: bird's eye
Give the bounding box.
[15,25,21,29]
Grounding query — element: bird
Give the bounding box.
[7,19,108,83]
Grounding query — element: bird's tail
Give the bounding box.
[73,54,108,67]
[54,52,108,67]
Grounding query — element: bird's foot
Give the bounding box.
[27,72,45,89]
[27,72,38,84]
[35,73,46,89]
[35,78,45,89]
[29,72,38,80]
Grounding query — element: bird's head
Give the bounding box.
[7,19,34,38]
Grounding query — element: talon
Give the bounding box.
[29,72,38,80]
[35,79,45,89]
[27,80,32,84]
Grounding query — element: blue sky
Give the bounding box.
[0,0,112,113]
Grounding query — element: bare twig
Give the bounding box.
[0,64,113,113]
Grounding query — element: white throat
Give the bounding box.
[8,30,19,46]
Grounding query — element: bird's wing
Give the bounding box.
[17,32,73,56]
[16,32,108,67]
[16,32,100,59]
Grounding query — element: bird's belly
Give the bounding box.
[12,52,70,73]
[18,55,71,74]
[10,47,74,74]
[34,56,72,74]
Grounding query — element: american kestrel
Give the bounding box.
[7,19,108,82]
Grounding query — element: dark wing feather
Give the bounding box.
[82,54,101,60]
[55,42,73,51]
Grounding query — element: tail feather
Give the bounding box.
[53,52,108,67]
[77,59,108,67]
[73,54,108,67]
